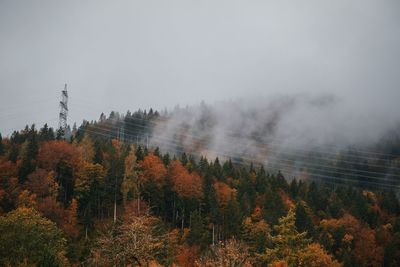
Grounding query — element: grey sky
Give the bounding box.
[1,0,400,135]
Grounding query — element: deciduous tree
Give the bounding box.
[195,238,251,267]
[0,207,67,266]
[169,160,202,199]
[91,215,165,266]
[140,153,167,187]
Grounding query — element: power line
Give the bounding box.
[80,125,400,190]
[69,96,400,159]
[84,122,400,177]
[94,115,400,164]
[83,119,400,171]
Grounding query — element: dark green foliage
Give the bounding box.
[224,197,242,238]
[93,140,104,164]
[262,187,286,226]
[393,217,400,233]
[199,156,210,175]
[39,123,55,141]
[289,178,298,199]
[187,211,209,249]
[136,145,144,161]
[18,125,38,183]
[274,171,289,191]
[0,133,4,155]
[382,191,400,215]
[56,127,64,140]
[327,192,344,218]
[223,159,235,178]
[237,171,256,216]
[180,152,188,166]
[56,160,75,206]
[0,208,66,266]
[202,174,219,224]
[295,202,315,239]
[162,153,170,165]
[351,191,372,225]
[154,147,161,157]
[306,181,327,212]
[255,165,268,194]
[8,143,18,163]
[212,157,223,180]
[384,232,400,266]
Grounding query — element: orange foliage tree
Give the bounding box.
[26,169,58,198]
[37,196,79,238]
[298,243,341,267]
[37,140,82,172]
[37,140,83,205]
[214,181,236,207]
[319,213,383,266]
[139,154,167,187]
[175,246,199,267]
[169,160,202,199]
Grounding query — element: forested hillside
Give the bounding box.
[0,111,400,266]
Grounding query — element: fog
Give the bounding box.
[150,93,400,161]
[1,0,400,143]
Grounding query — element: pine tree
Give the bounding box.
[306,182,322,212]
[18,125,38,183]
[263,187,286,225]
[0,133,4,155]
[263,209,311,266]
[39,123,54,141]
[187,210,209,249]
[255,165,268,194]
[289,179,298,199]
[56,127,64,140]
[237,170,256,214]
[162,153,170,165]
[136,145,144,161]
[224,196,242,238]
[8,143,18,163]
[212,157,223,180]
[154,147,161,157]
[180,152,188,166]
[199,156,209,175]
[295,202,315,239]
[222,158,235,177]
[203,174,219,225]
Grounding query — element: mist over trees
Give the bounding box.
[0,108,399,266]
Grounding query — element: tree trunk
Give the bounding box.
[181,208,185,230]
[137,188,141,215]
[212,224,215,245]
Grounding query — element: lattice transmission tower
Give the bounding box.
[59,83,68,132]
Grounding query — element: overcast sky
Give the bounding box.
[1,0,400,135]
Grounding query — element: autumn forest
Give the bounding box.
[0,109,400,267]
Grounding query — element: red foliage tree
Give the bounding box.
[139,154,167,187]
[214,181,236,207]
[169,160,202,199]
[25,168,58,198]
[0,159,19,213]
[37,140,82,172]
[37,196,79,238]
